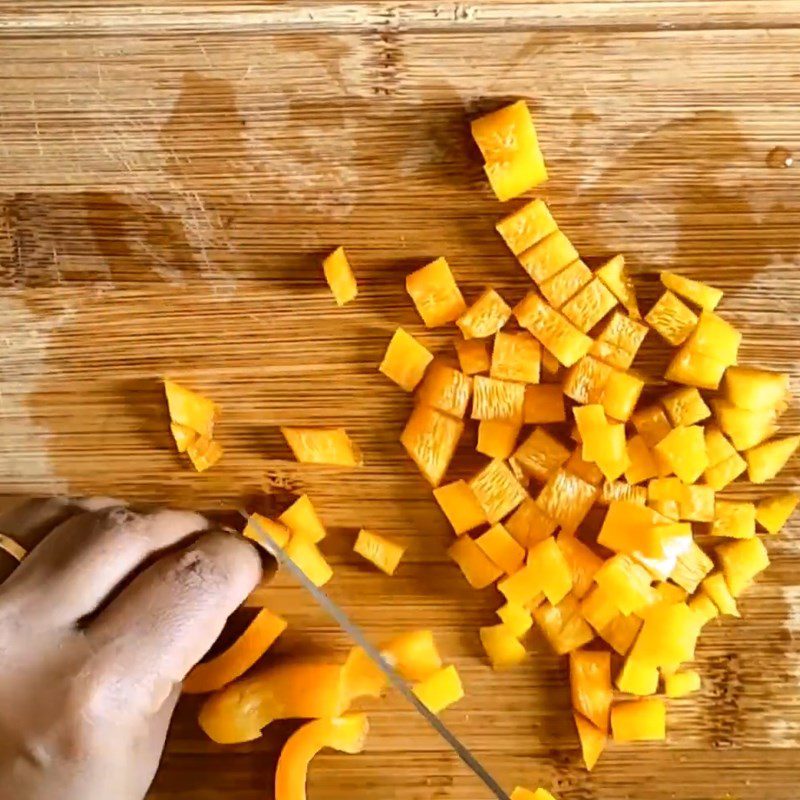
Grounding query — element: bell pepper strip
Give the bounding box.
[660,270,722,311]
[723,366,789,410]
[456,288,512,339]
[745,434,800,483]
[379,327,434,391]
[279,495,326,543]
[472,375,525,422]
[406,257,467,327]
[243,513,291,550]
[400,404,463,486]
[186,436,224,473]
[281,427,363,467]
[170,421,197,453]
[569,649,612,731]
[497,602,534,638]
[476,523,526,575]
[495,198,558,256]
[322,246,358,307]
[574,713,607,771]
[513,426,570,482]
[285,536,333,587]
[412,664,464,713]
[198,661,348,744]
[664,669,702,698]
[491,331,542,383]
[455,336,491,375]
[433,479,487,535]
[163,379,218,439]
[353,529,405,576]
[480,623,527,669]
[448,535,503,589]
[468,459,527,524]
[756,492,799,534]
[523,383,566,424]
[275,714,369,800]
[477,419,522,460]
[417,361,472,418]
[611,698,666,742]
[183,609,287,695]
[645,291,698,346]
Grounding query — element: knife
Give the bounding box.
[240,511,511,800]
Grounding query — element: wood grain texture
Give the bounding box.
[0,4,798,799]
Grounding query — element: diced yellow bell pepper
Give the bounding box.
[540,259,593,308]
[536,468,598,535]
[322,246,358,306]
[563,355,613,405]
[447,535,503,589]
[664,669,702,698]
[660,270,722,311]
[630,601,701,669]
[653,425,708,484]
[561,277,618,334]
[515,291,593,367]
[573,404,609,461]
[244,513,291,550]
[518,231,579,284]
[285,536,333,587]
[601,369,645,422]
[498,560,544,606]
[495,199,558,256]
[456,288,512,340]
[476,523,526,575]
[687,310,741,366]
[497,601,534,638]
[406,257,467,327]
[705,424,740,465]
[433,479,487,535]
[454,337,491,376]
[469,458,527,524]
[511,788,557,800]
[645,291,698,346]
[534,594,595,655]
[687,592,719,625]
[611,698,666,742]
[756,493,799,534]
[711,500,756,539]
[661,386,711,427]
[665,345,727,391]
[596,254,640,319]
[591,310,648,370]
[602,612,643,656]
[353,529,405,575]
[570,649,612,730]
[472,375,525,422]
[594,555,655,615]
[631,404,672,448]
[523,383,566,424]
[574,713,607,772]
[671,541,714,593]
[417,361,472,419]
[164,379,218,439]
[186,436,224,473]
[505,497,558,548]
[704,425,747,490]
[480,623,527,669]
[617,657,659,696]
[412,665,464,713]
[379,327,434,392]
[711,398,778,451]
[541,347,561,378]
[599,481,647,507]
[557,533,604,599]
[701,572,740,617]
[381,629,443,682]
[513,426,571,482]
[565,448,605,486]
[746,435,800,484]
[580,585,620,634]
[170,421,197,453]
[483,142,547,201]
[528,536,574,604]
[401,405,463,486]
[625,434,659,484]
[279,495,326,543]
[281,427,362,467]
[491,331,541,384]
[477,419,521,460]
[723,366,789,411]
[716,536,769,596]
[597,500,665,557]
[680,485,715,522]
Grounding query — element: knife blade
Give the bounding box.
[240,511,511,800]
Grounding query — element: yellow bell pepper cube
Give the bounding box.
[534,595,595,655]
[711,398,779,451]
[279,494,327,543]
[687,592,720,625]
[602,612,643,656]
[574,713,607,772]
[484,147,545,200]
[281,427,363,467]
[454,337,491,375]
[244,513,291,550]
[505,497,558,548]
[322,246,358,306]
[570,649,612,731]
[597,500,665,557]
[671,540,714,594]
[680,485,715,522]
[701,572,740,617]
[630,601,701,668]
[711,499,756,539]
[631,404,672,448]
[645,290,698,345]
[401,405,463,486]
[573,405,609,462]
[664,669,702,698]
[491,331,541,384]
[353,529,405,576]
[528,536,573,604]
[704,426,747,490]
[471,99,538,162]
[380,630,443,682]
[686,310,741,365]
[563,355,613,405]
[600,369,645,422]
[513,426,571,482]
[716,536,770,596]
[565,448,604,486]
[756,493,799,534]
[469,459,528,524]
[660,270,722,311]
[661,386,711,427]
[625,435,660,484]
[417,361,472,419]
[456,288,512,340]
[498,561,545,607]
[447,535,502,589]
[433,479,487,535]
[497,602,534,638]
[536,468,598,535]
[541,347,561,377]
[477,419,521,460]
[665,345,727,390]
[518,230,579,284]
[495,198,558,256]
[557,533,604,599]
[479,623,527,669]
[611,698,666,742]
[723,366,789,410]
[164,379,218,439]
[594,555,655,615]
[471,375,525,422]
[284,536,333,587]
[580,585,621,634]
[186,436,224,473]
[653,425,708,484]
[561,277,619,334]
[746,435,800,484]
[599,481,647,507]
[511,788,557,800]
[412,665,464,714]
[515,291,593,367]
[476,523,526,575]
[379,327,434,392]
[540,259,593,308]
[170,421,197,454]
[406,257,467,328]
[523,384,566,424]
[617,657,659,696]
[596,254,641,319]
[591,310,649,370]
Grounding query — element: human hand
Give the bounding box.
[0,497,262,800]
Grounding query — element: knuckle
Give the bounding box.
[96,505,142,533]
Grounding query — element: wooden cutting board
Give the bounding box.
[0,3,798,799]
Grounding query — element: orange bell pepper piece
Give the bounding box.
[611,698,666,742]
[569,649,612,731]
[574,712,607,771]
[457,288,512,339]
[164,379,218,439]
[281,427,363,467]
[322,246,358,307]
[275,714,369,800]
[379,327,434,392]
[183,609,287,695]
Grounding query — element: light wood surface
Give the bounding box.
[1,3,798,799]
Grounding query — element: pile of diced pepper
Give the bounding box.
[161,99,797,799]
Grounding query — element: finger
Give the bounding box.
[85,531,261,717]
[1,507,208,627]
